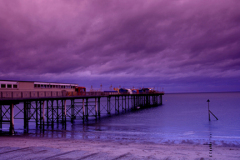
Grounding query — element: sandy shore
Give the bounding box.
[0,136,239,160]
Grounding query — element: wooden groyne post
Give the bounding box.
[207,99,218,121]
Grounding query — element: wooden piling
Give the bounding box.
[40,101,42,127]
[42,101,45,131]
[128,95,130,109]
[57,100,59,123]
[161,95,162,105]
[71,99,74,123]
[82,99,85,121]
[24,102,29,131]
[207,99,218,121]
[0,104,2,132]
[51,100,54,127]
[107,97,111,115]
[86,98,89,120]
[207,99,210,121]
[122,96,124,111]
[10,104,14,135]
[115,96,117,113]
[98,97,100,117]
[61,100,64,124]
[118,96,120,113]
[64,100,66,128]
[46,100,49,125]
[125,96,127,112]
[95,98,97,118]
[36,101,38,126]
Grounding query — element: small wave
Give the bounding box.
[213,136,240,139]
[183,131,195,135]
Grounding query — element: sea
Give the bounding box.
[5,92,240,146]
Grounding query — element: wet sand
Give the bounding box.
[0,136,239,160]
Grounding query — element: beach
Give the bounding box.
[0,136,239,160]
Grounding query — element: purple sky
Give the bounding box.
[0,0,240,92]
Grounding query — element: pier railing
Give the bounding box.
[0,91,164,99]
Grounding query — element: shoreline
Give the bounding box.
[0,136,240,159]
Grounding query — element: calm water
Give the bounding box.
[16,92,240,145]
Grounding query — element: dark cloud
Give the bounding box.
[0,0,240,92]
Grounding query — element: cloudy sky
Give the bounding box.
[0,0,240,92]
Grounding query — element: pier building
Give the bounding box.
[0,80,78,92]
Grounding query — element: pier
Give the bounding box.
[0,91,163,134]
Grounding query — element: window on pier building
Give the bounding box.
[13,84,18,88]
[1,84,6,88]
[53,85,55,88]
[7,84,12,88]
[34,84,37,88]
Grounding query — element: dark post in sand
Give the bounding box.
[207,99,210,121]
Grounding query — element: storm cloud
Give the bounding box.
[0,0,240,92]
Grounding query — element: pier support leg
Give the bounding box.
[149,96,151,105]
[0,104,2,133]
[95,98,97,119]
[82,99,85,122]
[125,96,127,112]
[118,96,120,114]
[86,98,89,120]
[42,101,45,131]
[128,96,129,110]
[23,101,29,132]
[47,100,49,126]
[64,100,66,128]
[51,100,54,127]
[115,96,117,114]
[62,100,66,129]
[150,96,152,105]
[71,99,75,123]
[10,104,14,135]
[160,95,162,105]
[36,101,38,127]
[61,100,65,124]
[40,101,42,128]
[122,96,124,111]
[134,96,136,109]
[137,96,139,106]
[146,96,149,106]
[143,96,144,106]
[57,100,59,123]
[98,97,100,117]
[107,97,111,115]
